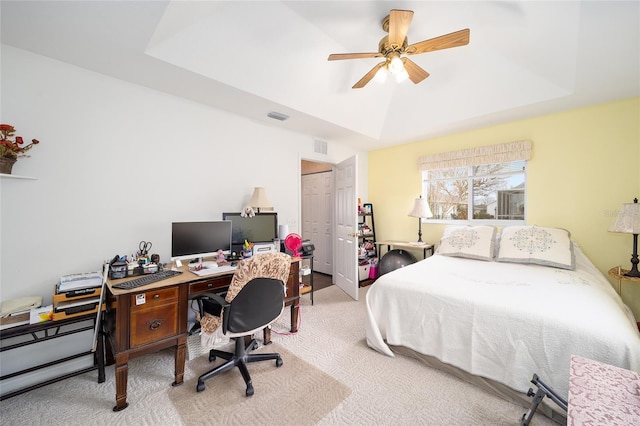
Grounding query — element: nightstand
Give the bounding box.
[608,267,640,333]
[608,267,640,297]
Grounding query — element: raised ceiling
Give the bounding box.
[1,1,639,151]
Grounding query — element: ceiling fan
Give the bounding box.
[328,9,470,89]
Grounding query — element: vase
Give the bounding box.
[0,157,17,174]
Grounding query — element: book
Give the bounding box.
[58,271,102,293]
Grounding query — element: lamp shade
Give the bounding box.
[608,199,640,234]
[408,196,433,219]
[248,187,272,210]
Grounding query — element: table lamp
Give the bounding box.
[408,195,433,243]
[248,187,273,213]
[608,197,640,277]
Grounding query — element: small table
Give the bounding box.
[299,254,315,305]
[375,240,435,260]
[608,266,640,300]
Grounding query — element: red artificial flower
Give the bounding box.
[0,124,41,159]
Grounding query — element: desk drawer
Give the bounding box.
[130,303,177,347]
[190,277,229,295]
[129,286,179,347]
[130,287,178,312]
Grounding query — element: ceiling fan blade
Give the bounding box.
[402,58,430,84]
[388,9,414,49]
[328,52,383,61]
[405,28,470,55]
[352,62,386,89]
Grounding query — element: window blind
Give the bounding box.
[417,140,532,171]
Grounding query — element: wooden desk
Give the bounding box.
[375,240,435,260]
[103,258,300,411]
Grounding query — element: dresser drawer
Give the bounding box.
[130,303,178,347]
[130,287,178,312]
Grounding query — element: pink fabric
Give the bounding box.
[568,355,640,425]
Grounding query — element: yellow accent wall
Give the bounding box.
[369,97,640,318]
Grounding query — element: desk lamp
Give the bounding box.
[609,197,640,277]
[408,195,433,244]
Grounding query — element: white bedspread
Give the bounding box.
[366,247,640,399]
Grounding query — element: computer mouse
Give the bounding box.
[230,261,237,267]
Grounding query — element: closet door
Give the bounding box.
[317,172,333,275]
[301,174,313,243]
[301,172,333,275]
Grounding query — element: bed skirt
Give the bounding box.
[389,344,567,424]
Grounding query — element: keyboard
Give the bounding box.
[190,265,237,277]
[112,270,183,290]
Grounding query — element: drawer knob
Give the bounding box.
[153,294,160,299]
[147,319,164,331]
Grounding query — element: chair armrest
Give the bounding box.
[192,292,229,317]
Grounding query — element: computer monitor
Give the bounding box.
[171,221,232,263]
[222,212,278,249]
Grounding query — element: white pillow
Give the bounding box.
[436,225,497,261]
[496,225,575,270]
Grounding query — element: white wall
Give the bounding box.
[0,45,367,304]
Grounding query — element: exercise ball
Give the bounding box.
[378,249,418,276]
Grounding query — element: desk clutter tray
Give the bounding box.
[52,285,105,321]
[53,285,101,303]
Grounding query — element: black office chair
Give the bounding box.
[194,252,291,396]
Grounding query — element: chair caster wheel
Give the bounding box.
[246,384,254,396]
[276,357,283,367]
[196,381,205,392]
[251,341,259,350]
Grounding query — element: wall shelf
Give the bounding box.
[0,173,37,180]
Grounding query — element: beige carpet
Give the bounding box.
[168,344,351,425]
[0,285,558,425]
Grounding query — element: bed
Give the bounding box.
[366,225,640,419]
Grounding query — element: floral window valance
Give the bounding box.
[417,140,533,171]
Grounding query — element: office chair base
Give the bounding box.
[196,337,283,396]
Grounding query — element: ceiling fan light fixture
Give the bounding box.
[395,67,409,83]
[388,53,404,75]
[374,67,388,83]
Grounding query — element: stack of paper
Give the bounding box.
[57,271,102,293]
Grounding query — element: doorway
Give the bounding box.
[301,160,334,279]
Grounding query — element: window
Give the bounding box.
[422,160,526,224]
